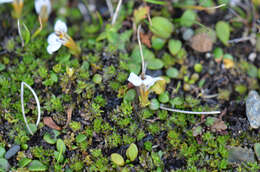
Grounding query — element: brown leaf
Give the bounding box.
[140,32,152,48]
[191,33,213,52]
[210,118,227,132]
[43,117,61,130]
[63,105,74,129]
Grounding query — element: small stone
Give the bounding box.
[248,53,256,62]
[5,145,20,160]
[182,28,194,41]
[246,90,260,128]
[227,146,255,164]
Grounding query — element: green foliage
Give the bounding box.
[149,17,174,39]
[216,21,230,46]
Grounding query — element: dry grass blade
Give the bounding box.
[63,105,74,129]
[43,117,61,130]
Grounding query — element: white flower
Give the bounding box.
[128,72,162,90]
[0,0,13,4]
[35,0,51,16]
[47,20,68,54]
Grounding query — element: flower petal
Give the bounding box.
[47,33,60,44]
[54,19,67,33]
[47,42,62,54]
[47,33,62,54]
[128,72,142,87]
[35,0,52,16]
[0,0,13,4]
[143,75,162,90]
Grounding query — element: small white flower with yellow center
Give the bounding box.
[47,20,81,57]
[128,72,162,107]
[32,0,51,38]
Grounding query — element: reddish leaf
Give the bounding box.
[43,117,61,130]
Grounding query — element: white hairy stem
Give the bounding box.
[111,0,122,25]
[160,105,221,115]
[21,82,41,135]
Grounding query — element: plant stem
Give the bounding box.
[106,0,114,19]
[111,0,122,25]
[160,105,221,115]
[17,19,24,47]
[137,25,145,79]
[21,82,41,135]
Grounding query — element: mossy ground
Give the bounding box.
[0,0,260,171]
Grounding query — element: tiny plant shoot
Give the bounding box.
[128,25,163,107]
[47,20,81,57]
[0,0,25,46]
[32,0,52,38]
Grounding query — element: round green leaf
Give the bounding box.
[126,143,138,161]
[180,10,197,27]
[111,153,125,166]
[216,21,230,46]
[152,36,166,51]
[147,59,164,70]
[124,89,136,102]
[168,39,182,56]
[149,98,160,110]
[149,17,174,39]
[0,158,9,171]
[28,160,47,171]
[166,67,179,78]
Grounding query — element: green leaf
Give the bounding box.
[21,22,30,46]
[126,143,138,161]
[28,160,47,171]
[134,6,150,24]
[43,131,60,144]
[54,151,64,163]
[56,139,66,154]
[76,134,87,143]
[0,158,9,171]
[111,153,125,166]
[147,58,164,70]
[19,158,32,168]
[168,39,182,56]
[180,10,197,27]
[254,143,260,161]
[149,17,174,39]
[216,21,230,46]
[144,0,166,5]
[0,147,5,158]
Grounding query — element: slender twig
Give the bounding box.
[137,25,145,79]
[205,3,226,10]
[17,19,24,47]
[111,0,122,25]
[160,105,221,115]
[21,82,41,135]
[228,36,253,43]
[106,0,114,19]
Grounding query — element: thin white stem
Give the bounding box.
[106,0,114,19]
[137,25,145,79]
[228,36,252,43]
[160,105,221,115]
[17,19,24,47]
[205,3,226,10]
[111,0,122,25]
[21,82,41,135]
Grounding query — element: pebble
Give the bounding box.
[4,145,20,160]
[182,28,194,41]
[246,90,260,129]
[227,146,255,164]
[248,53,256,62]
